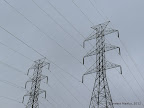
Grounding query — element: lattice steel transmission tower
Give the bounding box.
[82,21,122,108]
[23,57,50,108]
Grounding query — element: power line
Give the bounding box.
[41,96,57,108]
[0,96,25,106]
[0,23,90,107]
[106,38,144,104]
[39,101,47,108]
[88,0,118,29]
[107,38,144,95]
[111,60,144,107]
[3,0,94,77]
[39,0,102,73]
[0,41,33,62]
[1,0,143,107]
[31,0,99,72]
[2,0,81,62]
[0,79,27,91]
[45,84,71,108]
[121,74,144,107]
[72,0,94,25]
[87,0,107,21]
[119,38,144,81]
[71,0,106,50]
[21,3,120,106]
[0,60,26,75]
[45,0,86,40]
[0,25,45,58]
[119,54,144,96]
[107,78,132,108]
[44,0,95,52]
[51,72,85,108]
[3,0,83,66]
[52,68,90,103]
[32,0,82,47]
[0,68,60,108]
[31,0,144,104]
[2,0,86,78]
[0,20,86,107]
[31,0,90,64]
[0,21,80,83]
[106,38,144,93]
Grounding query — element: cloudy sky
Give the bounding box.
[0,0,143,108]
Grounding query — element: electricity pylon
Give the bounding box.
[23,57,50,108]
[82,21,122,108]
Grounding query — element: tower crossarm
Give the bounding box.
[105,43,120,54]
[83,43,120,61]
[27,58,50,75]
[22,89,47,103]
[25,75,48,89]
[105,61,122,74]
[83,28,119,48]
[82,61,122,83]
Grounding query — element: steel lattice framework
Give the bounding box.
[82,21,122,108]
[23,57,50,108]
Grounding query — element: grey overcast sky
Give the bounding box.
[0,0,144,108]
